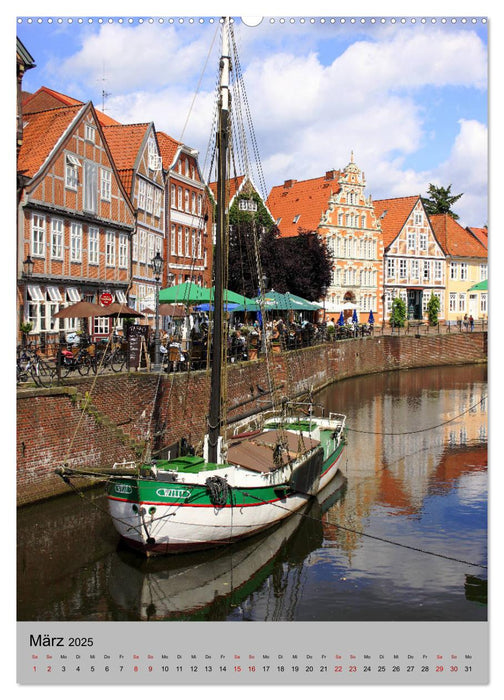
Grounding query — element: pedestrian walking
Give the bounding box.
[469,315,474,331]
[463,314,468,331]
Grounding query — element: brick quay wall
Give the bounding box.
[17,332,487,506]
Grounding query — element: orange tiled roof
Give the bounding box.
[23,86,120,126]
[372,196,419,248]
[102,123,150,170]
[266,171,341,237]
[208,175,246,205]
[466,226,488,249]
[157,131,181,169]
[17,104,84,178]
[430,214,488,259]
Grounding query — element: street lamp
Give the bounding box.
[23,255,34,278]
[151,251,164,371]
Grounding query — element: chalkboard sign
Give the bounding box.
[127,325,150,370]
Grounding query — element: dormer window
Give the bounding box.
[293,214,301,224]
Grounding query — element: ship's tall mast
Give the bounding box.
[207,17,230,464]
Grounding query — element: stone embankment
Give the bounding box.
[17,332,487,505]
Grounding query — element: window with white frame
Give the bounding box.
[106,231,116,266]
[361,214,366,228]
[480,293,487,313]
[146,184,154,214]
[337,212,343,226]
[71,222,82,262]
[480,264,487,280]
[51,218,63,259]
[171,224,176,255]
[198,194,203,216]
[197,231,202,258]
[118,234,128,268]
[93,316,110,336]
[449,292,457,312]
[411,259,419,279]
[65,154,80,189]
[191,229,196,257]
[407,231,416,249]
[178,226,183,255]
[185,189,190,213]
[178,187,183,209]
[138,179,146,210]
[83,161,97,213]
[399,259,407,278]
[31,213,45,257]
[154,189,162,218]
[171,184,176,208]
[132,234,138,262]
[419,233,427,251]
[434,260,443,281]
[458,293,466,312]
[460,263,468,280]
[185,228,190,256]
[386,258,395,279]
[450,262,457,279]
[414,211,422,226]
[148,233,155,263]
[100,169,111,201]
[139,230,147,263]
[85,122,96,142]
[423,260,430,281]
[190,193,196,214]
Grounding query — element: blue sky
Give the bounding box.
[15,6,488,227]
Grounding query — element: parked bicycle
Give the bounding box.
[17,345,57,387]
[58,344,97,377]
[94,335,127,373]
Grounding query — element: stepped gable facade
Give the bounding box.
[17,101,136,346]
[373,195,446,322]
[267,155,383,322]
[430,214,488,321]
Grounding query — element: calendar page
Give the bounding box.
[14,2,491,689]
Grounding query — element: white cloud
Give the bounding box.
[51,21,487,224]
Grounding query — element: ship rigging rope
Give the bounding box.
[177,21,219,145]
[345,394,487,436]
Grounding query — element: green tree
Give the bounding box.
[422,184,463,220]
[427,293,440,326]
[390,297,407,328]
[277,230,333,301]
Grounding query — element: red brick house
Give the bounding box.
[267,155,383,322]
[102,123,165,311]
[17,102,136,347]
[157,131,212,289]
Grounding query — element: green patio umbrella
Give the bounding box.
[159,282,254,307]
[468,279,488,291]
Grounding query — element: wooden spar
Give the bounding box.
[208,17,230,464]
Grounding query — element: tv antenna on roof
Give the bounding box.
[97,64,111,113]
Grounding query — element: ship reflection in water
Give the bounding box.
[110,474,347,621]
[17,365,487,622]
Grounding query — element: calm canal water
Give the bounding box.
[17,365,487,622]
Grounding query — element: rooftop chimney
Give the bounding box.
[325,169,337,180]
[284,179,297,188]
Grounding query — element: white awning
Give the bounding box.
[27,284,44,301]
[66,154,81,167]
[47,286,63,302]
[66,287,81,302]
